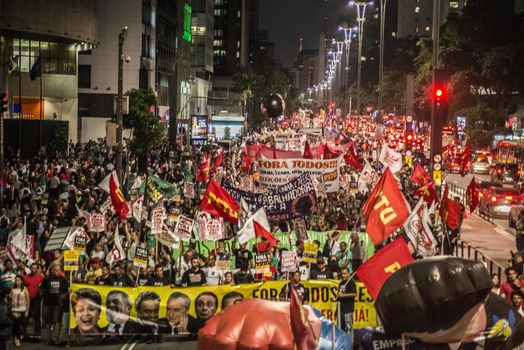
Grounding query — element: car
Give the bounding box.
[508,205,524,228]
[479,187,521,217]
[470,155,491,174]
[475,181,503,201]
[491,163,520,184]
[445,157,462,173]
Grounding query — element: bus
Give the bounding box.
[494,140,524,164]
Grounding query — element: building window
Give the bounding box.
[236,51,240,58]
[237,10,241,17]
[415,6,420,13]
[78,65,91,88]
[425,26,430,31]
[13,39,76,75]
[142,0,152,25]
[142,34,151,58]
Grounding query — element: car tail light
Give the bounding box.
[506,196,513,201]
[491,196,497,202]
[498,169,502,174]
[478,192,484,198]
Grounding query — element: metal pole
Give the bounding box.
[377,0,387,124]
[116,26,127,183]
[430,0,441,175]
[0,29,5,208]
[353,2,368,116]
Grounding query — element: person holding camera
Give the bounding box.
[322,231,341,258]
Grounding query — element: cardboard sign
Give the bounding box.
[100,197,115,215]
[240,176,254,192]
[64,250,79,271]
[216,253,231,270]
[175,215,194,242]
[157,225,179,248]
[293,218,309,241]
[255,253,270,273]
[73,233,89,253]
[281,250,297,273]
[203,218,225,241]
[133,247,149,268]
[151,206,166,234]
[303,242,319,263]
[183,182,195,199]
[89,213,106,233]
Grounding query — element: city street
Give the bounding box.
[14,338,197,350]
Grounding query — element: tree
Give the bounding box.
[124,88,164,173]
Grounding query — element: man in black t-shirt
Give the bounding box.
[136,267,150,286]
[234,242,253,269]
[233,261,254,285]
[181,257,206,287]
[280,271,309,303]
[40,264,69,345]
[95,263,113,286]
[111,263,134,287]
[148,264,171,286]
[338,267,356,333]
[310,257,334,280]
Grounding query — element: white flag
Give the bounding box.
[403,199,437,257]
[379,145,403,173]
[107,226,126,265]
[237,208,270,244]
[357,161,375,194]
[7,220,33,263]
[238,198,252,229]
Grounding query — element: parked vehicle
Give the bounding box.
[508,205,524,228]
[479,186,520,217]
[470,155,491,174]
[491,163,520,184]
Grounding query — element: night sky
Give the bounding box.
[259,0,350,68]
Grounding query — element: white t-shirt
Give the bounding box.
[205,266,223,286]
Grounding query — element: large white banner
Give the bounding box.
[274,133,306,151]
[258,158,340,193]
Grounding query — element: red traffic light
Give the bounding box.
[407,134,413,141]
[435,89,443,97]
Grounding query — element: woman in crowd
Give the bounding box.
[11,276,29,347]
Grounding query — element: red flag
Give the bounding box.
[254,220,277,248]
[362,168,410,245]
[444,199,463,231]
[344,145,364,170]
[466,177,478,214]
[459,144,471,177]
[196,153,211,182]
[109,171,129,219]
[322,143,342,159]
[355,237,414,299]
[415,181,439,205]
[303,141,314,159]
[242,151,251,171]
[439,184,449,220]
[290,284,317,350]
[200,179,239,224]
[410,164,431,186]
[215,153,223,168]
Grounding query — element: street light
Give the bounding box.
[339,26,356,115]
[116,25,128,183]
[349,0,373,115]
[377,0,387,126]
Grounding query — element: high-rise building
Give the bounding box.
[295,48,319,93]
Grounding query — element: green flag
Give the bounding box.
[140,173,178,202]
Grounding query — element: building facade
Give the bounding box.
[0,0,98,142]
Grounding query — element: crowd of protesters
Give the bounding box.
[0,117,514,347]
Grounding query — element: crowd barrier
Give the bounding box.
[445,181,494,223]
[453,239,503,279]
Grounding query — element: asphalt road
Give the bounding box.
[445,172,516,268]
[13,338,198,350]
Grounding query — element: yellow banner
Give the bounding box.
[354,281,378,329]
[69,280,339,335]
[64,250,79,271]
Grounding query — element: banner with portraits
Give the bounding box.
[69,280,340,336]
[258,158,340,193]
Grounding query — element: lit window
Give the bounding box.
[415,6,420,13]
[236,51,240,58]
[416,27,419,33]
[425,26,430,31]
[238,10,241,17]
[237,41,240,48]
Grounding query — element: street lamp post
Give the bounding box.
[350,1,372,115]
[377,0,387,125]
[339,26,355,115]
[116,25,128,183]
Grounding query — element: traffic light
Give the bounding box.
[1,92,7,114]
[433,68,448,106]
[405,131,414,150]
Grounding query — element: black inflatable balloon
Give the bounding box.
[375,257,491,337]
[261,93,285,119]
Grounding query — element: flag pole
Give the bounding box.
[38,43,42,149]
[18,41,21,151]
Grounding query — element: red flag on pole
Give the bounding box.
[344,145,364,170]
[410,164,431,186]
[439,184,449,221]
[200,179,239,224]
[290,284,317,350]
[254,220,277,248]
[466,177,479,213]
[459,144,471,177]
[323,143,342,159]
[415,181,439,205]
[362,168,410,245]
[109,171,129,219]
[303,140,314,159]
[355,237,414,299]
[196,153,211,182]
[444,199,463,231]
[242,151,251,171]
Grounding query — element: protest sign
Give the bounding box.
[70,280,340,335]
[303,242,319,263]
[174,215,194,242]
[216,252,231,270]
[157,225,179,248]
[240,176,254,192]
[151,206,166,234]
[281,250,297,273]
[89,213,106,232]
[258,158,340,193]
[223,173,318,221]
[292,218,308,241]
[64,250,79,271]
[274,133,305,151]
[183,182,195,199]
[354,281,379,329]
[202,218,224,241]
[73,231,89,253]
[133,247,149,268]
[255,253,270,273]
[100,197,115,215]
